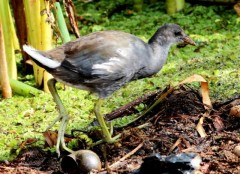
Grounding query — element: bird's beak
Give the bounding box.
[182,36,196,46]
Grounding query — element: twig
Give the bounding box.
[213,132,240,143]
[105,90,160,121]
[168,137,182,154]
[109,142,144,169]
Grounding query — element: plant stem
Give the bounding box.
[55,2,71,43]
[0,0,17,79]
[10,79,42,96]
[0,19,12,98]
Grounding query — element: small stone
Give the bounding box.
[233,145,240,157]
[229,105,240,118]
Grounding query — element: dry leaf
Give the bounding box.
[43,131,58,147]
[223,150,238,162]
[43,130,73,148]
[19,138,38,149]
[168,138,182,154]
[234,3,240,16]
[196,116,207,138]
[229,105,240,118]
[179,74,212,109]
[212,116,224,131]
[179,74,212,138]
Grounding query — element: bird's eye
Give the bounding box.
[174,31,182,36]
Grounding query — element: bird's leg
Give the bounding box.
[94,99,121,143]
[45,113,62,130]
[47,79,73,156]
[108,121,113,135]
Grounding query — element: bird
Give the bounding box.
[23,23,195,156]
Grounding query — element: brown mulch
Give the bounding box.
[0,85,240,174]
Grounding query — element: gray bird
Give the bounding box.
[23,23,195,156]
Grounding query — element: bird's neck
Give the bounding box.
[147,37,172,75]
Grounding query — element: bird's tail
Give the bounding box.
[23,45,61,69]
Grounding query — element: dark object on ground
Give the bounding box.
[133,153,201,174]
[23,23,195,156]
[61,149,101,174]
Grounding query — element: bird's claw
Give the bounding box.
[106,134,121,143]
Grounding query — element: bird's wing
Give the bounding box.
[57,31,144,83]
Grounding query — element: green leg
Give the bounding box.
[94,99,121,143]
[47,79,73,157]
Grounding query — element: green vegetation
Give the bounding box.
[0,1,239,160]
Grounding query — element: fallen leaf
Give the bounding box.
[212,116,224,131]
[229,105,240,118]
[179,74,212,109]
[223,150,238,162]
[43,131,58,147]
[19,138,38,149]
[234,3,240,16]
[168,138,182,154]
[196,116,207,138]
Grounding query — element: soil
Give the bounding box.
[0,85,240,174]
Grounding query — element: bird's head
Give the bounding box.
[149,23,196,46]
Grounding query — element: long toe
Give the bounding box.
[92,133,121,147]
[108,134,121,143]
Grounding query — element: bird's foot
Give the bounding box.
[56,144,74,158]
[108,121,114,136]
[92,133,121,147]
[105,133,121,143]
[45,114,63,131]
[55,114,73,158]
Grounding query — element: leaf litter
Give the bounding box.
[0,74,239,174]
